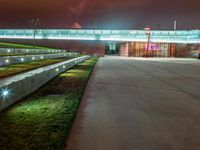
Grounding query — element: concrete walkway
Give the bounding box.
[66,56,200,150]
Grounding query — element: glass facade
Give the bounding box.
[120,42,176,57]
[0,29,199,44]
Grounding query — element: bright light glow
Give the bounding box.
[26,50,29,52]
[63,65,66,69]
[0,29,199,44]
[7,50,11,53]
[21,58,24,62]
[5,59,9,63]
[32,57,35,60]
[3,90,8,96]
[144,27,151,31]
[1,88,10,99]
[145,30,151,35]
[56,68,59,72]
[40,56,44,59]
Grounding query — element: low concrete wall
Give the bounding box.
[0,48,66,54]
[0,55,91,112]
[0,52,78,67]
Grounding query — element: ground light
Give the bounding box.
[1,89,10,99]
[5,59,9,63]
[3,91,8,96]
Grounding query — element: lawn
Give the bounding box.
[0,58,98,150]
[0,42,52,49]
[0,58,72,79]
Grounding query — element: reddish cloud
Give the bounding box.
[69,0,88,16]
[71,22,82,28]
[0,0,199,29]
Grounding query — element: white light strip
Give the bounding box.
[0,29,199,44]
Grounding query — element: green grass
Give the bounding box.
[0,58,98,150]
[0,42,52,49]
[0,58,71,79]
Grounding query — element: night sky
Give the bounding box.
[0,0,199,29]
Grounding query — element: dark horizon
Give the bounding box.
[0,0,199,30]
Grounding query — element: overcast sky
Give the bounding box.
[0,0,199,29]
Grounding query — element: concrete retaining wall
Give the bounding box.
[0,48,66,54]
[0,55,91,112]
[0,52,78,67]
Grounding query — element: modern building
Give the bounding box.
[0,29,199,58]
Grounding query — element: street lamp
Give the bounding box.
[144,27,151,57]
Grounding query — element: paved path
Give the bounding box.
[66,56,200,150]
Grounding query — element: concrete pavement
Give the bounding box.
[66,56,200,150]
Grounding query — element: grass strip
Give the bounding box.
[0,58,98,150]
[0,58,72,79]
[0,42,52,49]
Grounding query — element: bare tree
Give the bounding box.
[29,18,40,48]
[156,24,161,30]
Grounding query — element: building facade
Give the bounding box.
[119,42,199,58]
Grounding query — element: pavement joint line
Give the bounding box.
[94,81,179,92]
[125,60,200,101]
[140,60,200,80]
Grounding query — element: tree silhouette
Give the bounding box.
[29,18,40,48]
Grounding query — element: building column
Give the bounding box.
[170,44,176,57]
[120,43,129,57]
